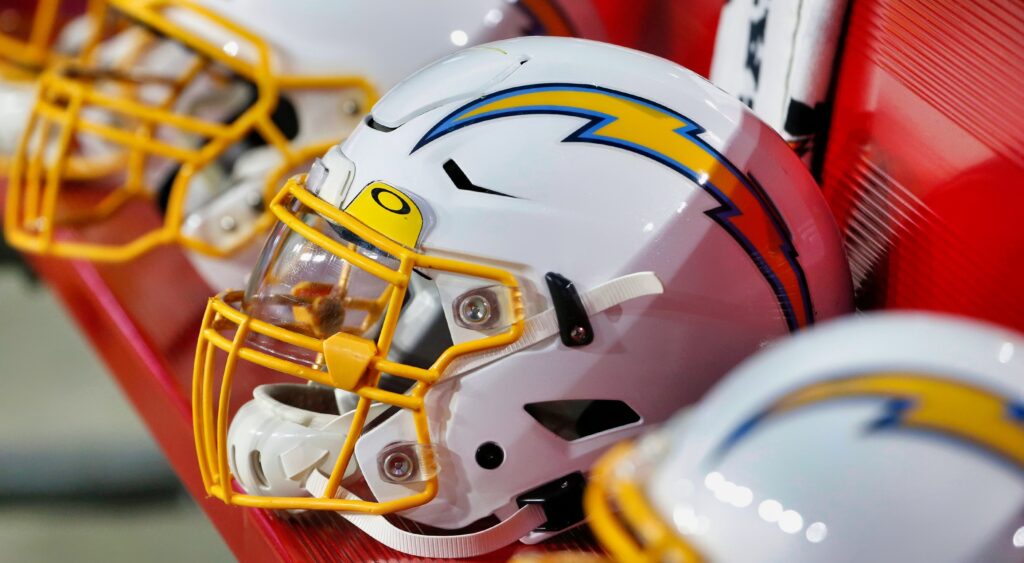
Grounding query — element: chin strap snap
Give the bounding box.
[304,471,547,558]
[444,271,664,378]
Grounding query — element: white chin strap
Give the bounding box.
[297,272,663,558]
[304,471,546,559]
[444,271,665,377]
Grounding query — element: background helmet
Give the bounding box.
[193,36,852,557]
[587,312,1024,562]
[3,0,585,290]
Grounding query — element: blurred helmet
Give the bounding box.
[586,313,1024,562]
[193,37,852,557]
[0,0,100,164]
[2,0,584,290]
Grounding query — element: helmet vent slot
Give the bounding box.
[251,450,270,490]
[366,116,397,132]
[524,400,641,441]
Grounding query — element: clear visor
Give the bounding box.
[242,205,399,367]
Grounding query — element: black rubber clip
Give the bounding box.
[545,272,594,347]
[516,472,587,532]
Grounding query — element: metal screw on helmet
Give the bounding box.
[459,294,491,326]
[377,442,437,484]
[219,215,238,232]
[570,326,589,344]
[453,288,504,331]
[382,451,417,482]
[342,99,360,116]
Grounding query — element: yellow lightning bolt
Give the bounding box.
[771,373,1024,469]
[426,85,812,330]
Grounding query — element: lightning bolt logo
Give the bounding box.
[414,83,813,331]
[719,373,1024,470]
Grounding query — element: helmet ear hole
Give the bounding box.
[475,442,505,470]
[251,450,270,490]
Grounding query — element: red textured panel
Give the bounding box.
[822,0,1024,331]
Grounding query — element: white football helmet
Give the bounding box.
[193,37,853,558]
[2,0,586,290]
[586,312,1024,562]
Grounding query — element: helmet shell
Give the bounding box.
[334,37,853,529]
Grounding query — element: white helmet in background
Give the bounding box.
[193,37,852,558]
[3,0,587,290]
[587,313,1024,562]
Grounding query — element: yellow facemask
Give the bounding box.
[4,0,376,263]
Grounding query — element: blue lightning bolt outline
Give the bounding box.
[413,83,814,331]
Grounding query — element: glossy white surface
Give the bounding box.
[644,313,1024,562]
[372,46,526,128]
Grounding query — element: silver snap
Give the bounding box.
[458,294,492,326]
[382,451,416,482]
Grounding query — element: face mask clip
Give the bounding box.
[545,272,594,347]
